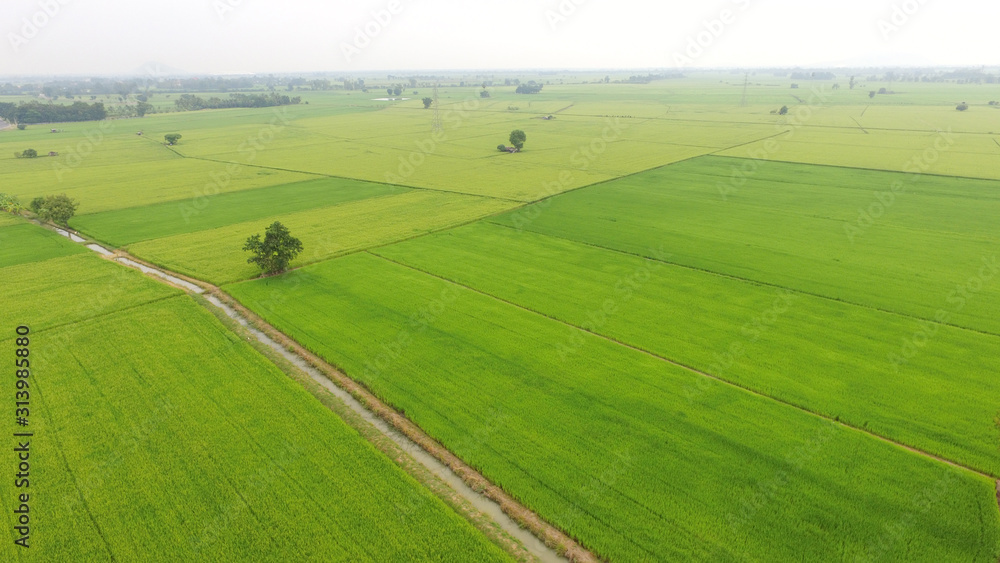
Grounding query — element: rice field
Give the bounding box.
[491,156,1000,335]
[373,220,1000,476]
[227,253,1000,562]
[126,189,517,284]
[0,221,513,561]
[4,75,1000,561]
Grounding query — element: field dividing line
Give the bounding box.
[174,154,528,204]
[537,111,1000,137]
[32,364,118,562]
[368,252,997,482]
[723,155,1000,184]
[0,294,184,342]
[706,131,788,157]
[490,222,1000,342]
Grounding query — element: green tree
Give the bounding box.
[16,123,26,130]
[778,106,789,115]
[422,97,433,109]
[21,148,37,158]
[509,130,526,151]
[136,102,154,117]
[956,102,969,111]
[29,197,44,213]
[243,221,303,276]
[35,194,79,226]
[164,133,182,145]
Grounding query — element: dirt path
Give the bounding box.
[45,224,594,563]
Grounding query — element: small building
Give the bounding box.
[137,131,143,136]
[48,151,58,157]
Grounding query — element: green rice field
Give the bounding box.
[3,72,1000,561]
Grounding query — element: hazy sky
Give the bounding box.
[1,0,996,76]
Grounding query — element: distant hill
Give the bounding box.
[127,61,191,78]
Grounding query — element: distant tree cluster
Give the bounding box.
[174,93,301,111]
[623,73,685,84]
[515,82,544,95]
[789,72,836,80]
[0,101,106,125]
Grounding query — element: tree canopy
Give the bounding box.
[0,101,106,124]
[243,221,303,276]
[173,93,300,111]
[164,134,182,145]
[509,130,527,151]
[32,194,78,226]
[422,97,433,109]
[515,82,543,94]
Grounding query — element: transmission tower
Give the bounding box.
[740,73,749,107]
[432,83,443,132]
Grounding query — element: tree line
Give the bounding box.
[0,101,106,124]
[173,93,302,111]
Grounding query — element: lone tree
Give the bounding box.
[33,194,79,226]
[778,106,789,115]
[422,97,433,109]
[164,133,182,145]
[509,130,526,151]
[18,148,37,158]
[956,102,969,111]
[243,221,303,276]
